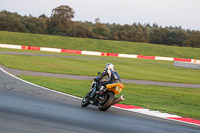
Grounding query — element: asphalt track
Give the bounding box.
[0,67,200,133]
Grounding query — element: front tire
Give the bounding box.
[98,91,115,111]
[81,93,90,107]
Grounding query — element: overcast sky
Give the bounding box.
[0,0,200,30]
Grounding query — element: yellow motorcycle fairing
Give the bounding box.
[106,83,124,94]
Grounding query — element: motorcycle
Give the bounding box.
[81,72,125,111]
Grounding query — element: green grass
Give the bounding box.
[0,48,200,84]
[19,75,200,119]
[1,31,200,59]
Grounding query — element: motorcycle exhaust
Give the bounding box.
[112,95,125,105]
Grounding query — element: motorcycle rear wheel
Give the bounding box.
[81,93,90,107]
[98,91,115,111]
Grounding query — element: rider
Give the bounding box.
[94,63,121,95]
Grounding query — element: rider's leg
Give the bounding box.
[96,81,112,95]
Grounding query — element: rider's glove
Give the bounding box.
[94,77,99,82]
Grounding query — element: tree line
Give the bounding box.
[0,5,200,48]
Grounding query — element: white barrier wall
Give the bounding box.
[81,51,101,56]
[118,54,138,58]
[155,56,174,61]
[40,47,62,52]
[174,61,200,69]
[0,44,21,49]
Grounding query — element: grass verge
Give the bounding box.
[0,48,200,84]
[19,75,200,120]
[1,31,200,59]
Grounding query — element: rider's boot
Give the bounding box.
[96,86,105,95]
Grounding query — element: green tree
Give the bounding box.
[92,18,111,39]
[22,15,46,34]
[166,30,188,46]
[150,28,162,44]
[69,23,95,38]
[46,5,75,36]
[0,10,27,32]
[150,28,170,45]
[189,31,200,48]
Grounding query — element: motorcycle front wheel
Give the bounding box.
[81,93,90,107]
[98,91,115,111]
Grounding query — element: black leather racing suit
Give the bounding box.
[97,69,121,87]
[90,69,121,96]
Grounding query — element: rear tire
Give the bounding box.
[98,91,115,111]
[81,93,90,107]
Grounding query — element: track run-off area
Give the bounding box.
[0,67,200,133]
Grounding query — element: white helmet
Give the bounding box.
[105,63,114,70]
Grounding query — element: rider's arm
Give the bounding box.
[98,70,108,81]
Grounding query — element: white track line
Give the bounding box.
[0,67,82,100]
